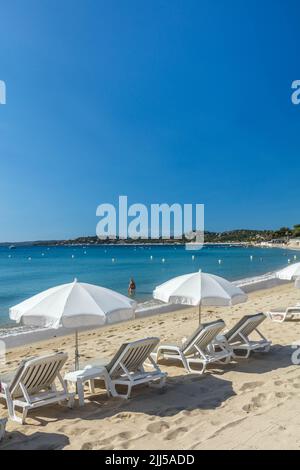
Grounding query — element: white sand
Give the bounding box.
[1,283,300,450]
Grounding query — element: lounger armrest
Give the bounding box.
[286,307,300,313]
[158,344,181,351]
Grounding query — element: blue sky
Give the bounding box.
[0,0,300,241]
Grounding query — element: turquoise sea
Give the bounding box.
[0,244,298,327]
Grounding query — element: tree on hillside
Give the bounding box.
[293,225,300,238]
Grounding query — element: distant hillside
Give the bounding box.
[1,225,299,247]
[11,225,296,246]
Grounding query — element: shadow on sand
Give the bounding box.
[227,344,295,374]
[1,344,294,432]
[14,371,235,428]
[0,431,70,450]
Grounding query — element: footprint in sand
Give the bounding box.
[114,431,134,441]
[210,419,222,426]
[239,381,263,392]
[164,427,188,441]
[147,421,170,433]
[242,393,267,413]
[81,442,94,450]
[118,442,131,450]
[287,378,300,389]
[87,429,104,438]
[274,380,284,386]
[275,392,287,399]
[81,441,115,450]
[81,432,127,450]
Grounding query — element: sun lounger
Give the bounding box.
[104,337,166,399]
[267,305,300,323]
[0,352,74,424]
[152,320,232,374]
[217,313,271,359]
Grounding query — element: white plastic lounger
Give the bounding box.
[0,352,74,424]
[217,313,271,359]
[105,337,167,399]
[267,305,300,323]
[152,320,232,375]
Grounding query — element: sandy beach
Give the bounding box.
[0,282,300,450]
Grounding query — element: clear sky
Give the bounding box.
[0,0,300,242]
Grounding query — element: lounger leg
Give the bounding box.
[217,354,232,364]
[187,360,206,375]
[21,407,28,425]
[6,405,17,423]
[109,382,117,397]
[4,390,23,424]
[76,380,85,407]
[102,376,111,397]
[155,348,164,364]
[5,393,14,421]
[9,403,29,425]
[89,379,95,394]
[124,384,132,399]
[175,352,190,374]
[67,393,75,409]
[110,382,132,399]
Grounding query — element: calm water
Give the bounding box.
[0,244,297,326]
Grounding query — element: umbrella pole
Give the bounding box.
[198,269,202,325]
[75,329,80,371]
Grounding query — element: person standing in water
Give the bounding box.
[128,277,136,296]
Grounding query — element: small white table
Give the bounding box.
[64,366,110,406]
